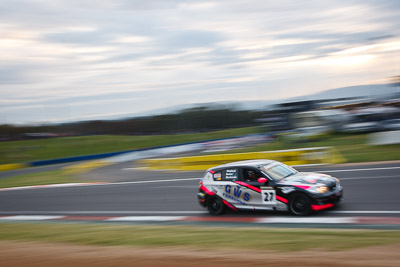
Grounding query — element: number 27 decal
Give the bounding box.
[262,190,276,204]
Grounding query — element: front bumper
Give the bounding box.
[311,188,343,211]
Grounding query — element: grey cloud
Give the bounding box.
[43,31,110,45]
[118,0,186,10]
[1,0,399,124]
[0,64,40,85]
[161,30,225,50]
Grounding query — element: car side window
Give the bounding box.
[242,168,263,182]
[223,168,239,181]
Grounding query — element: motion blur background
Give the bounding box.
[1,0,400,164]
[1,2,400,266]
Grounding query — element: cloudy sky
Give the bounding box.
[1,0,399,124]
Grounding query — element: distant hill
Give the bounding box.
[290,84,399,101]
[221,83,400,110]
[161,84,400,113]
[34,83,400,124]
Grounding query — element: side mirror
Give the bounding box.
[258,177,268,184]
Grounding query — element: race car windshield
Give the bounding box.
[261,163,297,181]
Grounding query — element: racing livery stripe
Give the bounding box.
[311,203,334,211]
[234,181,261,193]
[276,195,288,204]
[200,185,215,195]
[222,199,238,211]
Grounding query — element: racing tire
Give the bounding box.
[288,194,312,216]
[207,196,226,215]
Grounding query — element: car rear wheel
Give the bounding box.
[207,196,225,215]
[289,194,312,216]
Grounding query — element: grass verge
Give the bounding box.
[0,169,85,188]
[1,128,400,165]
[0,127,261,164]
[0,223,399,251]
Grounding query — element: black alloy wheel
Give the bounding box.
[207,196,225,215]
[289,194,312,216]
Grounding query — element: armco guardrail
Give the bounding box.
[139,147,345,171]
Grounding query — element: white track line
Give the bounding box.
[0,182,105,192]
[98,178,200,186]
[340,175,399,180]
[319,166,400,173]
[327,211,400,214]
[0,178,200,192]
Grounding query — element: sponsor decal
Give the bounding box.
[225,169,238,180]
[223,184,250,204]
[214,173,222,179]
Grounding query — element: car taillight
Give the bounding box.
[199,180,203,187]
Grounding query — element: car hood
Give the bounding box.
[279,172,337,187]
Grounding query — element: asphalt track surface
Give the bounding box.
[1,161,400,220]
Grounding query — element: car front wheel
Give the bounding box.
[207,196,225,215]
[289,194,312,216]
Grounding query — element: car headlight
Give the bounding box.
[315,186,329,193]
[305,186,328,194]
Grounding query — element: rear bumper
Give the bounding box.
[198,191,207,207]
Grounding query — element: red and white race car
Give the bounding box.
[198,160,343,216]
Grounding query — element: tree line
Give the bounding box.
[0,106,265,140]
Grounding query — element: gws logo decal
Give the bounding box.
[224,185,250,202]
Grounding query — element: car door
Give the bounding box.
[213,167,257,209]
[237,167,278,210]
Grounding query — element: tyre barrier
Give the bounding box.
[138,147,345,171]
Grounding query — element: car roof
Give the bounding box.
[210,159,277,171]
